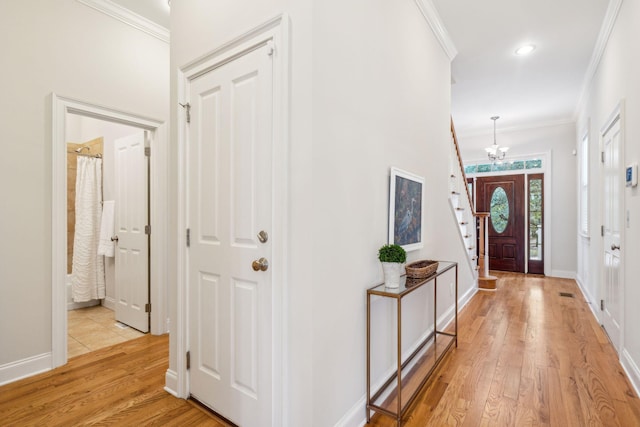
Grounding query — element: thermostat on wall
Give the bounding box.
[626,163,638,187]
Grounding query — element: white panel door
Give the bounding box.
[114,131,149,333]
[188,43,273,427]
[602,116,622,352]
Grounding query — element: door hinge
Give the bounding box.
[145,224,151,235]
[267,41,275,56]
[186,351,191,370]
[186,228,191,247]
[601,225,605,237]
[601,151,605,163]
[601,299,604,311]
[145,303,151,313]
[144,146,150,157]
[179,102,191,123]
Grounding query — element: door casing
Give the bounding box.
[51,94,168,368]
[174,15,290,427]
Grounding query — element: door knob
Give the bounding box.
[257,230,269,243]
[611,243,620,250]
[252,257,269,272]
[111,236,119,242]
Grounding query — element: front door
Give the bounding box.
[187,42,274,426]
[602,115,622,352]
[113,131,149,333]
[477,174,525,272]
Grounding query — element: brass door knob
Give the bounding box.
[252,257,269,272]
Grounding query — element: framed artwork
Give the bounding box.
[388,167,424,251]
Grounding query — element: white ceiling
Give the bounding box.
[432,0,610,137]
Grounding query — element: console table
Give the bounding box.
[366,261,458,426]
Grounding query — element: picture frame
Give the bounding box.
[388,167,424,251]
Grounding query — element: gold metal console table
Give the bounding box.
[366,261,458,426]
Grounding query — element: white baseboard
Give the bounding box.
[0,352,52,386]
[165,369,179,397]
[621,349,640,398]
[102,296,116,311]
[459,284,477,312]
[550,270,576,279]
[333,395,366,427]
[574,274,599,321]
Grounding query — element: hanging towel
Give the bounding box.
[98,200,115,257]
[71,156,105,302]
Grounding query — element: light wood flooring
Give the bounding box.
[369,272,640,426]
[2,273,640,426]
[67,305,145,358]
[0,334,226,426]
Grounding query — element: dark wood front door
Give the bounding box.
[477,175,525,273]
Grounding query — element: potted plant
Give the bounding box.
[378,244,407,288]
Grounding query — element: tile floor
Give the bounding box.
[67,305,145,358]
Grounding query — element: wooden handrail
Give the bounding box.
[450,118,475,215]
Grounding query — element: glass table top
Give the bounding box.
[368,261,456,297]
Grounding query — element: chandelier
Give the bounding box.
[485,116,509,162]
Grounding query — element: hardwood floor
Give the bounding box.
[3,273,639,426]
[0,334,228,426]
[368,272,640,426]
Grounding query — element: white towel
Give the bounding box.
[98,201,115,257]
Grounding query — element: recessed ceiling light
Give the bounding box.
[515,44,536,56]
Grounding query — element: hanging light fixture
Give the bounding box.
[485,116,509,162]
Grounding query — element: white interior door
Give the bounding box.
[114,131,149,333]
[602,115,622,352]
[187,43,273,426]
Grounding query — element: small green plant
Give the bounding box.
[378,244,407,263]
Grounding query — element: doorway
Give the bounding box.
[476,174,526,272]
[65,116,150,357]
[52,95,168,368]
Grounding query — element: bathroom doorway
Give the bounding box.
[51,95,168,368]
[65,115,149,357]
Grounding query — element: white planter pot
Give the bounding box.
[381,262,403,288]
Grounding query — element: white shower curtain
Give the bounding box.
[71,156,105,302]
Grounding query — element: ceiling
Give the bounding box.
[432,0,611,137]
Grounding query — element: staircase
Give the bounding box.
[448,140,478,275]
[449,120,497,290]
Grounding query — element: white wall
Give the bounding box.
[171,1,474,426]
[66,114,143,306]
[458,122,578,277]
[575,0,640,391]
[0,1,168,369]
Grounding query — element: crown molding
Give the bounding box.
[574,0,623,118]
[414,0,458,61]
[77,0,169,43]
